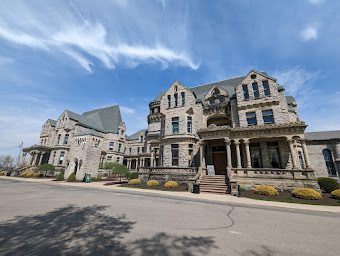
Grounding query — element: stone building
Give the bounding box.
[17,69,339,193]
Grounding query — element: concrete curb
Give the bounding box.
[1,176,340,214]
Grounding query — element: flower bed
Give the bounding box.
[242,190,340,206]
[120,181,188,192]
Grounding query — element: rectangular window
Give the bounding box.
[117,157,120,162]
[252,82,259,98]
[168,95,171,108]
[262,110,274,124]
[187,116,192,133]
[174,93,178,107]
[109,142,114,151]
[246,112,257,126]
[59,151,65,165]
[57,134,61,144]
[129,148,132,154]
[63,134,69,145]
[209,99,215,105]
[142,147,145,152]
[107,156,112,162]
[52,151,56,165]
[118,143,121,152]
[171,144,179,166]
[172,117,179,134]
[181,92,185,106]
[263,81,270,96]
[137,147,140,153]
[243,85,249,100]
[140,136,143,142]
[219,97,225,103]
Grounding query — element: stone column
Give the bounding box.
[260,142,269,168]
[38,153,44,166]
[28,153,33,165]
[32,152,38,165]
[225,138,232,169]
[150,149,155,167]
[287,138,299,169]
[136,158,139,170]
[19,153,27,166]
[244,139,252,168]
[234,140,242,168]
[301,138,312,169]
[127,159,131,169]
[199,141,206,169]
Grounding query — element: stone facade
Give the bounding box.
[18,69,339,190]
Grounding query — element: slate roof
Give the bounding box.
[64,105,123,134]
[48,119,57,127]
[127,129,147,141]
[189,75,246,103]
[305,130,340,141]
[150,70,278,105]
[74,130,104,138]
[286,96,296,105]
[151,91,165,103]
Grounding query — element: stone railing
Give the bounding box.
[138,167,198,184]
[231,168,316,180]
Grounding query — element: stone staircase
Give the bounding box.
[200,175,230,194]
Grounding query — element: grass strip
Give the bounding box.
[248,197,340,206]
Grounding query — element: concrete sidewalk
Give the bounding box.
[1,176,340,213]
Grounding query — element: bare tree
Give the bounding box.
[0,155,15,169]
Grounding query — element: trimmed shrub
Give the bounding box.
[67,173,76,182]
[26,172,35,178]
[255,185,279,196]
[19,172,31,177]
[56,171,64,181]
[292,188,322,200]
[33,173,42,177]
[103,173,108,177]
[128,179,141,185]
[240,186,246,192]
[331,189,340,199]
[164,181,179,188]
[0,171,6,176]
[147,180,159,187]
[91,177,102,182]
[317,177,339,193]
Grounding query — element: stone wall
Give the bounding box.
[138,167,198,184]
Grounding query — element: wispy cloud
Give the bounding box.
[0,1,198,72]
[301,26,319,41]
[308,0,325,6]
[120,106,136,115]
[0,56,15,65]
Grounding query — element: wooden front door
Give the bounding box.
[213,152,227,175]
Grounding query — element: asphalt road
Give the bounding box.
[0,179,339,256]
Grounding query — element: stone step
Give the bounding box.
[200,188,228,194]
[200,184,228,188]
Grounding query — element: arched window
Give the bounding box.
[322,149,337,176]
[213,88,220,95]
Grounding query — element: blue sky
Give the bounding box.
[1,0,340,157]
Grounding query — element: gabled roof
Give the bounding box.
[305,130,340,141]
[286,96,296,105]
[127,129,147,141]
[189,75,246,103]
[63,105,123,134]
[47,119,57,127]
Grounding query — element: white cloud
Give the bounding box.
[0,56,15,65]
[301,26,318,41]
[120,106,136,115]
[308,0,325,5]
[0,1,198,72]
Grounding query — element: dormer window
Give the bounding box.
[140,135,143,142]
[219,97,225,103]
[174,93,178,107]
[181,92,185,106]
[209,99,215,105]
[57,134,61,145]
[213,88,220,95]
[168,95,171,108]
[251,74,256,79]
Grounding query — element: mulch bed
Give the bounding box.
[242,190,340,206]
[119,182,188,192]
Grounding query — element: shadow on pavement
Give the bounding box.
[0,205,217,256]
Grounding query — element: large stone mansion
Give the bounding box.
[18,69,340,193]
